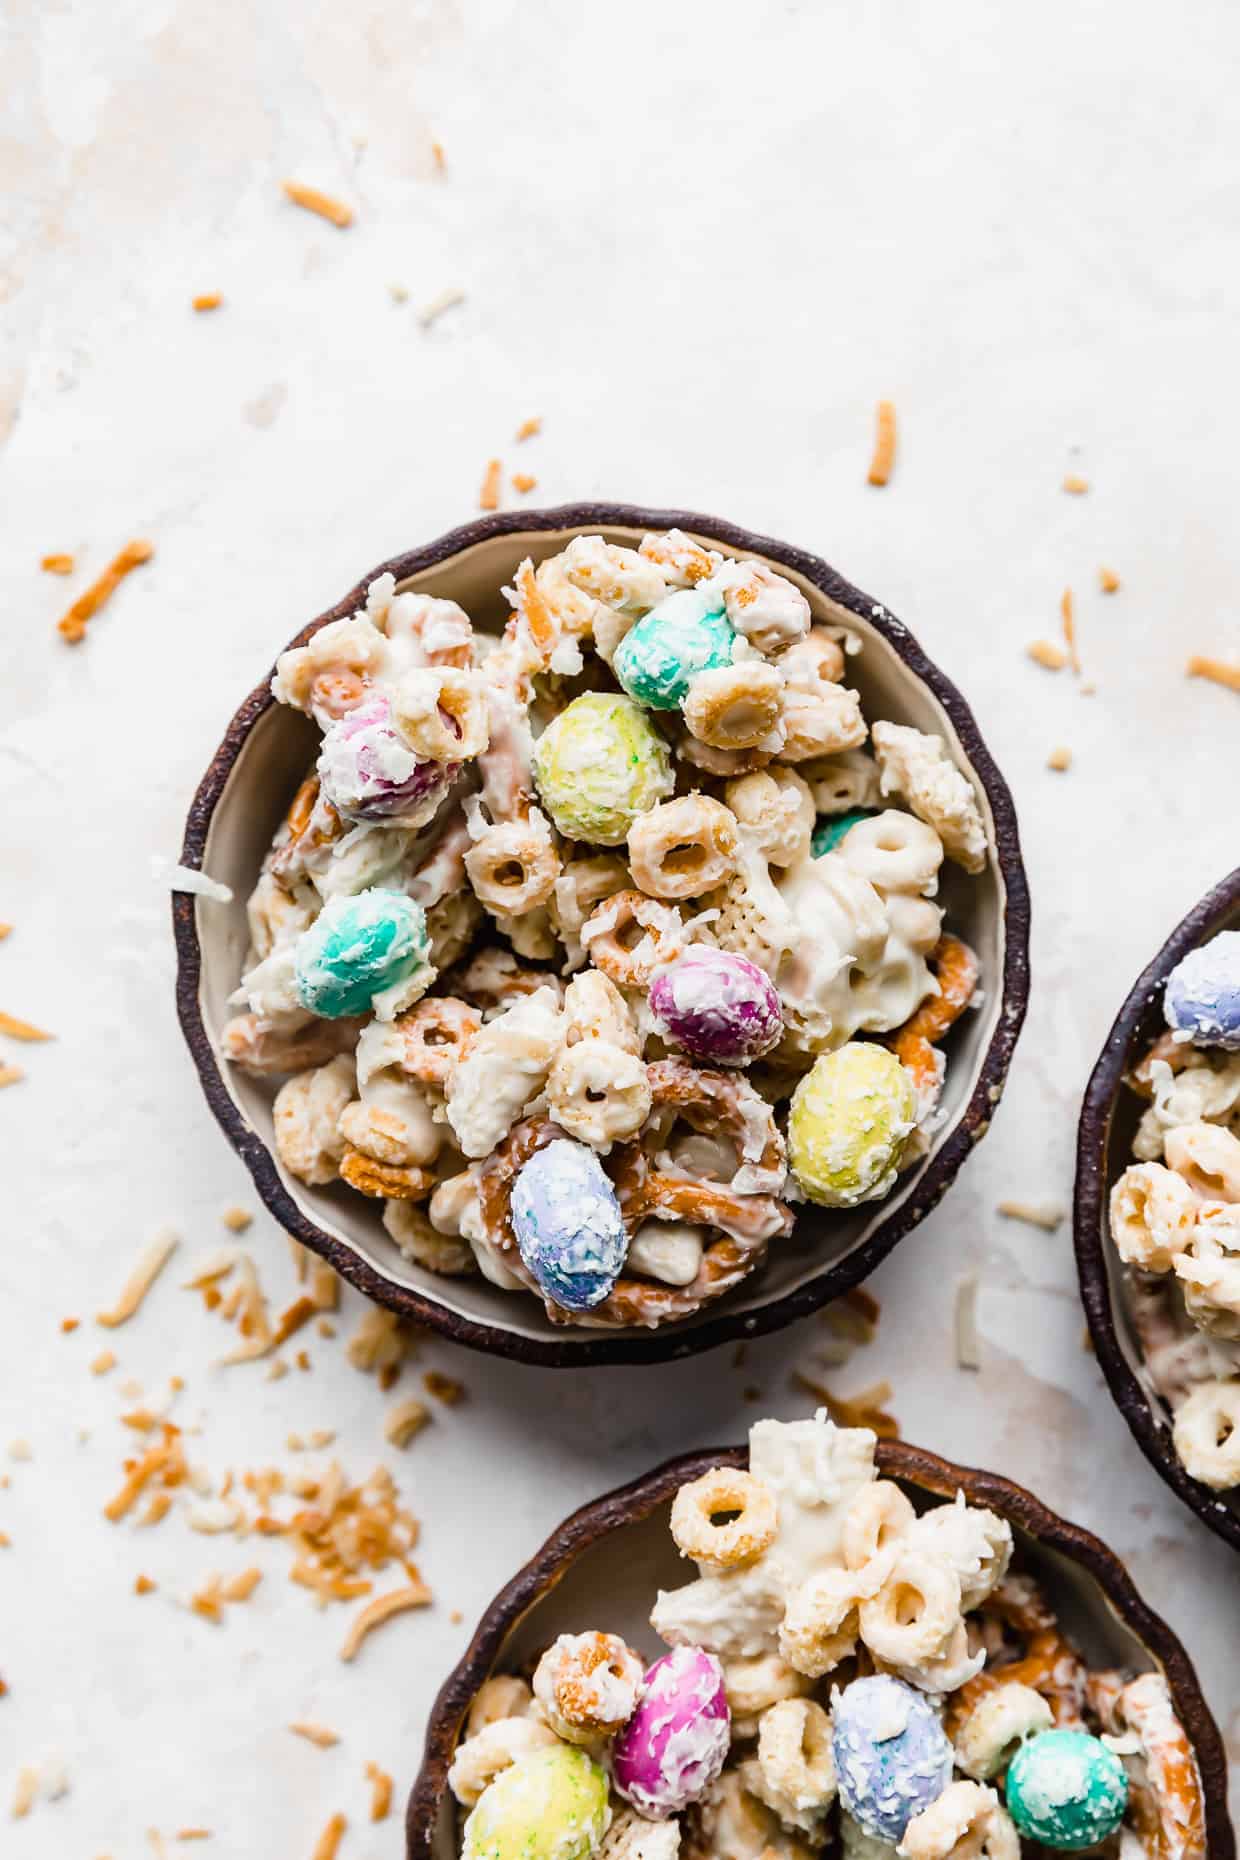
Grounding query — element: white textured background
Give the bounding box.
[2,0,1238,1852]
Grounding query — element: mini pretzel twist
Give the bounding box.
[1099,1672,1207,1860]
[948,1603,1087,1732]
[951,1682,1053,1780]
[897,1780,1019,1860]
[581,890,686,988]
[394,997,482,1088]
[627,795,741,901]
[858,1545,964,1667]
[447,1715,559,1806]
[889,934,981,1100]
[390,666,490,761]
[268,775,344,888]
[840,1480,916,1570]
[532,1631,644,1742]
[465,810,561,916]
[670,1467,778,1568]
[1110,1163,1198,1272]
[683,662,785,751]
[339,1149,435,1201]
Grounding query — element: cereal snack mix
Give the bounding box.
[224,532,992,1328]
[445,1415,1205,1860]
[1109,928,1240,1489]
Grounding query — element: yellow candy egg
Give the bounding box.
[788,1043,916,1208]
[532,692,673,845]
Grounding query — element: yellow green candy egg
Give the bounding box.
[532,692,673,845]
[788,1042,916,1208]
[463,1744,611,1860]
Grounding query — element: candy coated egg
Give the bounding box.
[832,1675,953,1843]
[614,589,736,711]
[317,694,457,821]
[532,693,673,845]
[463,1744,611,1860]
[294,887,429,1019]
[612,1646,730,1818]
[648,947,782,1065]
[1004,1729,1128,1851]
[788,1043,916,1208]
[811,808,877,859]
[511,1139,628,1311]
[1164,931,1240,1051]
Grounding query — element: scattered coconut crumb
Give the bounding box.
[478,458,502,511]
[1187,654,1240,695]
[364,1761,392,1821]
[515,417,542,442]
[0,1064,24,1088]
[97,1229,179,1327]
[0,1009,52,1042]
[135,1574,157,1595]
[1062,474,1089,494]
[347,1307,415,1379]
[1047,745,1072,772]
[41,553,74,574]
[290,1721,340,1749]
[9,1439,32,1461]
[60,1317,79,1333]
[791,1372,899,1439]
[431,139,446,172]
[340,1575,432,1662]
[91,1349,117,1375]
[221,1207,252,1233]
[1099,566,1120,593]
[384,1398,431,1448]
[282,181,353,229]
[1060,589,1080,674]
[1026,639,1067,672]
[511,473,538,495]
[423,1370,465,1406]
[177,1832,211,1842]
[389,283,409,304]
[997,1199,1064,1232]
[954,1271,981,1370]
[223,1568,263,1602]
[152,857,234,905]
[192,293,223,313]
[57,539,153,644]
[12,1766,38,1819]
[0,1530,10,1547]
[0,923,11,938]
[417,287,466,329]
[866,399,897,486]
[311,1813,348,1860]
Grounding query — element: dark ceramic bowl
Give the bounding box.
[174,504,1030,1365]
[406,1439,1233,1860]
[1076,869,1240,1551]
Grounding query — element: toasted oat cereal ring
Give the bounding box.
[779,683,867,762]
[560,968,640,1054]
[837,810,943,898]
[891,1618,984,1696]
[533,1631,645,1741]
[779,626,846,689]
[581,889,686,988]
[1109,1162,1198,1272]
[897,935,981,1046]
[723,1654,813,1734]
[383,1197,474,1272]
[670,1467,778,1568]
[627,795,741,901]
[682,662,785,751]
[1164,1120,1240,1202]
[395,996,482,1088]
[858,1547,963,1667]
[898,1780,1019,1860]
[841,1481,916,1571]
[391,666,490,762]
[466,1675,534,1738]
[952,1682,1053,1781]
[1106,1673,1207,1860]
[724,768,816,868]
[546,1040,652,1150]
[1172,1378,1240,1489]
[310,665,372,720]
[339,1148,435,1200]
[755,1697,836,1815]
[465,815,561,916]
[779,1569,861,1679]
[447,1714,560,1806]
[638,528,719,587]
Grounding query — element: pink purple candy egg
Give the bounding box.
[648,947,782,1065]
[317,695,458,821]
[611,1646,730,1818]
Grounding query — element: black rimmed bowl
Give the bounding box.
[405,1438,1233,1860]
[1076,868,1240,1551]
[173,503,1030,1365]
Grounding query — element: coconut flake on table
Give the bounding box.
[152,856,234,903]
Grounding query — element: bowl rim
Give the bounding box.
[173,501,1031,1366]
[404,1437,1234,1860]
[1075,865,1240,1553]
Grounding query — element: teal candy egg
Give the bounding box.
[811,808,876,858]
[294,887,429,1019]
[614,588,736,711]
[1005,1730,1128,1851]
[463,1744,611,1860]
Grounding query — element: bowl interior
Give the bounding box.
[1082,879,1240,1544]
[190,518,1014,1352]
[411,1444,1226,1860]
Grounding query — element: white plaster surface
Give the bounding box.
[1,0,1238,1851]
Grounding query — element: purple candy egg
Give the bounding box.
[649,947,782,1065]
[611,1646,730,1819]
[317,695,458,821]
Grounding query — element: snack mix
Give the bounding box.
[223,531,990,1327]
[1110,929,1240,1491]
[448,1414,1205,1860]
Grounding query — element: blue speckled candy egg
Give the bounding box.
[511,1138,628,1311]
[832,1676,953,1844]
[294,887,429,1019]
[613,588,736,711]
[811,808,877,858]
[1005,1729,1128,1851]
[1164,930,1240,1050]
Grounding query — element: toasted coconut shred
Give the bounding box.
[478,457,502,511]
[0,1009,53,1041]
[1099,565,1120,592]
[384,1397,431,1448]
[339,1576,433,1661]
[515,416,542,441]
[1062,473,1089,494]
[221,1207,252,1233]
[192,292,223,312]
[1187,653,1240,694]
[417,286,466,329]
[1027,639,1067,671]
[1060,588,1080,674]
[41,553,74,574]
[1047,745,1072,772]
[97,1230,179,1327]
[867,399,897,486]
[0,1064,24,1088]
[282,180,353,228]
[511,472,538,495]
[954,1271,981,1369]
[364,1761,393,1822]
[423,1369,465,1406]
[290,1720,340,1748]
[56,539,153,643]
[791,1371,899,1439]
[997,1198,1064,1231]
[311,1813,348,1860]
